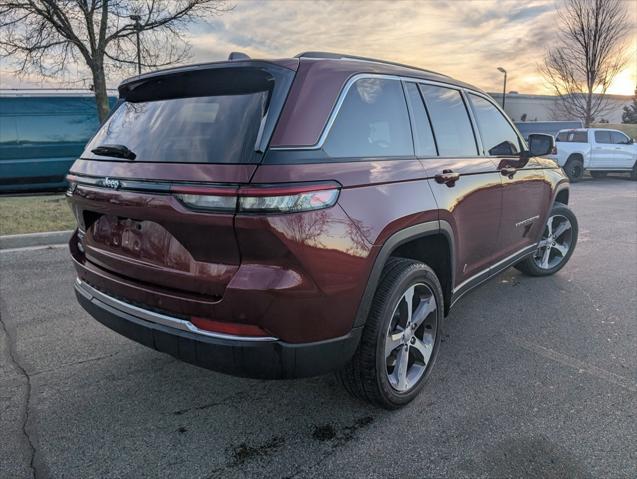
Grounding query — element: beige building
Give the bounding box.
[489,92,633,124]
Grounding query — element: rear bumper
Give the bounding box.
[75,279,362,379]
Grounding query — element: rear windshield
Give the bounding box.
[83,65,296,164]
[556,131,587,143]
[87,92,268,164]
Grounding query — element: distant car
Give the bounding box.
[0,90,116,193]
[549,128,637,181]
[515,121,583,142]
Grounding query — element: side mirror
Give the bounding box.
[527,133,555,157]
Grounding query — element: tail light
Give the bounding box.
[172,186,238,212]
[172,182,340,214]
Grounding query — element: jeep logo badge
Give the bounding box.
[102,177,120,190]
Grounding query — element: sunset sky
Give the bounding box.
[1,0,636,96]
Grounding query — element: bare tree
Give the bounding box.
[0,0,231,122]
[541,0,631,126]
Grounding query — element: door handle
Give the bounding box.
[500,167,517,178]
[434,169,460,187]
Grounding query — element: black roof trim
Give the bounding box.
[118,59,296,90]
[295,51,449,78]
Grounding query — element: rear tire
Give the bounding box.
[515,202,578,277]
[563,157,584,182]
[590,171,607,179]
[631,162,637,181]
[337,258,443,409]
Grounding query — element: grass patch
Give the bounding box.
[0,194,76,235]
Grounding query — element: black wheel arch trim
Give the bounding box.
[552,180,570,205]
[352,220,455,328]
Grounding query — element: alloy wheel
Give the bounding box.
[385,283,437,392]
[533,214,573,270]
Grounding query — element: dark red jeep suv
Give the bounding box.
[67,52,577,408]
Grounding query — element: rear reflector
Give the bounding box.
[190,317,270,337]
[172,182,340,214]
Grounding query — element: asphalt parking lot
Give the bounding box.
[1,176,636,479]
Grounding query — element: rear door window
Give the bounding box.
[403,82,437,157]
[594,131,612,144]
[418,84,477,156]
[323,78,413,158]
[468,93,521,156]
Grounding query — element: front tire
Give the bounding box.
[563,157,584,182]
[515,202,578,276]
[337,258,443,409]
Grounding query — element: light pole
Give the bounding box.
[130,15,142,75]
[497,67,507,109]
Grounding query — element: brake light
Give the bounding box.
[174,193,238,211]
[172,185,238,212]
[238,183,339,213]
[190,317,271,337]
[172,182,340,213]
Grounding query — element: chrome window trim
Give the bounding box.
[452,243,537,294]
[466,90,527,153]
[75,278,278,342]
[269,73,482,152]
[458,88,483,156]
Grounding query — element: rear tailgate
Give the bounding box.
[68,164,254,299]
[67,61,295,308]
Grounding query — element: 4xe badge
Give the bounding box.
[102,177,121,190]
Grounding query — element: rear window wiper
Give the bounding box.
[91,144,137,160]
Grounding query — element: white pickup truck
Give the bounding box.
[548,128,637,181]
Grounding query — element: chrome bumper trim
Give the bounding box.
[75,278,278,342]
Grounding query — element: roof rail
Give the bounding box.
[295,51,448,77]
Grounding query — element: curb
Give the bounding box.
[0,230,73,250]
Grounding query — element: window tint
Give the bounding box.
[594,131,612,144]
[468,94,521,156]
[404,82,437,157]
[611,131,630,144]
[418,84,477,156]
[556,131,587,143]
[16,115,99,144]
[86,92,268,163]
[324,78,413,158]
[0,116,18,145]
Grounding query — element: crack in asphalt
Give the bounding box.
[505,333,637,392]
[29,351,121,377]
[0,306,40,479]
